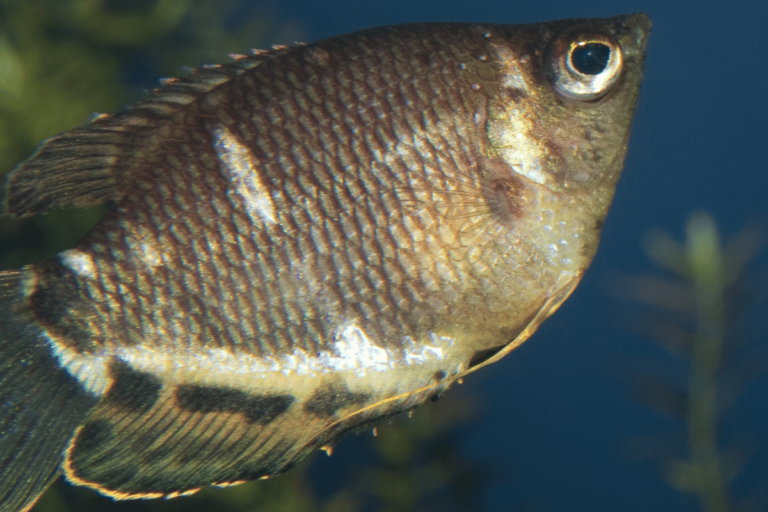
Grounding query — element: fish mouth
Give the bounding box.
[626,12,652,41]
[615,13,652,65]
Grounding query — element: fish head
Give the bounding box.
[486,12,650,197]
[412,14,651,360]
[465,13,650,271]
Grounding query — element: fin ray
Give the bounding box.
[0,270,97,512]
[1,58,264,217]
[62,371,438,499]
[63,383,315,498]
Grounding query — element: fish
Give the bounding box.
[0,13,650,511]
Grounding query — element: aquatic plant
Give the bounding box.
[616,212,766,512]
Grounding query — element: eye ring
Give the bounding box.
[550,32,622,101]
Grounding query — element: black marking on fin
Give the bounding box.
[64,393,303,497]
[104,362,162,413]
[0,270,97,512]
[303,382,370,418]
[175,384,294,425]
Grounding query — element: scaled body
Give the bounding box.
[0,14,650,511]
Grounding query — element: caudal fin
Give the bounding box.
[0,270,97,512]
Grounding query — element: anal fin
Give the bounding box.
[62,382,310,499]
[61,372,441,500]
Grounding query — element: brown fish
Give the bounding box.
[0,13,650,511]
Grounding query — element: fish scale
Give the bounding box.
[0,16,649,511]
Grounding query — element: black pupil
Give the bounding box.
[570,43,611,75]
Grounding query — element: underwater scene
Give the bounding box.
[0,1,766,511]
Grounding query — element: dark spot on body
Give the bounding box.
[29,288,91,350]
[175,384,294,425]
[28,260,94,351]
[29,287,58,329]
[468,344,506,369]
[433,370,447,382]
[71,419,115,455]
[303,382,370,418]
[104,361,162,412]
[595,218,604,232]
[485,176,525,224]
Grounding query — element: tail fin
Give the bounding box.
[0,270,97,512]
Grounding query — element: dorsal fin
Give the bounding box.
[0,52,273,218]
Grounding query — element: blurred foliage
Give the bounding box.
[614,212,768,512]
[0,1,488,511]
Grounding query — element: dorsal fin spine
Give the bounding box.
[1,52,266,217]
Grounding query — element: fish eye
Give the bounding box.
[550,32,622,101]
[571,43,611,74]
